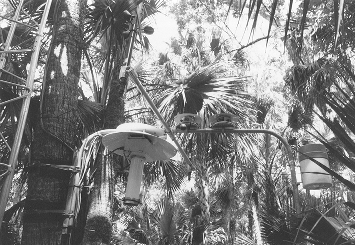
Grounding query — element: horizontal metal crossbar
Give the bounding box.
[15,36,36,49]
[29,163,81,172]
[0,15,38,29]
[0,94,28,106]
[302,171,330,175]
[25,209,74,216]
[0,68,27,83]
[0,79,30,90]
[0,163,10,169]
[0,49,32,53]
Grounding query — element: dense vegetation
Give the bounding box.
[1,0,355,244]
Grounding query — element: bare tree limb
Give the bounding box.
[227,36,268,54]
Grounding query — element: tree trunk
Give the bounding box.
[192,161,210,245]
[81,148,113,245]
[223,158,235,245]
[103,64,126,129]
[246,169,262,245]
[191,133,211,245]
[22,0,86,244]
[81,59,126,244]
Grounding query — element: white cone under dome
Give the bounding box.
[102,123,177,205]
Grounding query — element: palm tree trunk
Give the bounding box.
[81,56,126,244]
[223,159,235,244]
[193,160,210,245]
[81,148,113,245]
[247,169,262,245]
[22,0,86,243]
[80,1,136,240]
[252,201,262,245]
[103,63,126,128]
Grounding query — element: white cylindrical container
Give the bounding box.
[123,156,145,205]
[299,144,332,190]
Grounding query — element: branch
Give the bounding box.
[227,36,268,54]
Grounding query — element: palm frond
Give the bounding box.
[85,0,137,43]
[81,69,101,102]
[287,102,306,130]
[144,160,186,197]
[256,97,274,124]
[235,233,257,245]
[76,100,104,137]
[213,177,233,208]
[139,0,166,20]
[181,189,199,207]
[155,61,255,126]
[237,0,346,51]
[249,0,263,40]
[266,0,279,45]
[259,208,294,244]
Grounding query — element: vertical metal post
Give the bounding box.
[0,0,53,234]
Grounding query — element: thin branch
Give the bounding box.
[227,36,268,55]
[197,0,239,41]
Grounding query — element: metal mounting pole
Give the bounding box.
[0,0,53,234]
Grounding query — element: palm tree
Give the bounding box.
[80,1,157,243]
[17,0,88,244]
[0,2,257,245]
[80,1,188,244]
[81,1,138,243]
[0,1,109,243]
[1,1,176,243]
[142,55,256,244]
